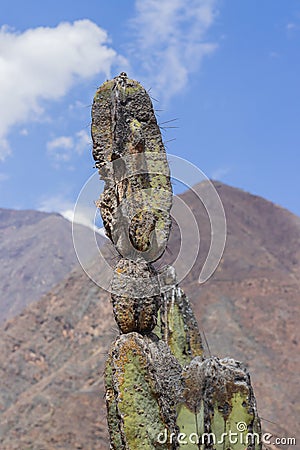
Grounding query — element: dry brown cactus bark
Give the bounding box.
[91,73,261,449]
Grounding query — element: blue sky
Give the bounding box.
[0,0,299,223]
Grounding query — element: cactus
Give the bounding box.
[178,357,261,449]
[106,332,183,449]
[91,72,172,262]
[91,73,261,449]
[155,265,204,367]
[111,257,161,334]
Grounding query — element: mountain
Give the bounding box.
[0,208,102,323]
[0,183,299,449]
[0,263,113,450]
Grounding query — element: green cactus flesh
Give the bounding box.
[176,357,261,450]
[105,332,183,449]
[156,266,204,366]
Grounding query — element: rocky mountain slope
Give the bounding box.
[0,183,299,449]
[0,208,102,323]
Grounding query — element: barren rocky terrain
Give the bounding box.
[0,208,101,323]
[0,182,299,449]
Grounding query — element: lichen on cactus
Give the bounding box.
[105,332,183,449]
[91,72,173,262]
[156,265,204,366]
[177,356,261,449]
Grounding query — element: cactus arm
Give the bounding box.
[157,266,204,366]
[178,357,261,450]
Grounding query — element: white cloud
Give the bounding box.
[131,0,218,101]
[38,194,75,215]
[0,138,11,161]
[47,129,90,163]
[74,130,90,155]
[38,194,107,237]
[47,136,73,162]
[62,206,107,238]
[0,20,125,161]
